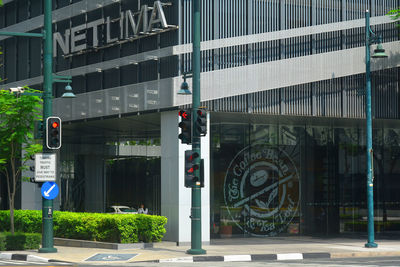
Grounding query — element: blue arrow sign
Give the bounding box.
[41,182,59,200]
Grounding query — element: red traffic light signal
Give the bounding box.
[178,109,192,144]
[51,121,59,128]
[46,117,62,149]
[184,150,203,188]
[196,109,207,136]
[179,110,189,119]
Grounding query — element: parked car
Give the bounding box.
[107,205,138,214]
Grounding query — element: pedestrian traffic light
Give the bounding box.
[195,108,207,136]
[178,109,192,144]
[46,117,62,149]
[184,150,200,188]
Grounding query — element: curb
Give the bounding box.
[54,238,153,250]
[3,250,400,264]
[136,252,331,263]
[135,251,400,263]
[0,253,71,264]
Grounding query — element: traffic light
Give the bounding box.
[195,108,207,136]
[178,109,192,144]
[199,158,204,187]
[34,121,44,139]
[184,150,200,188]
[46,116,62,149]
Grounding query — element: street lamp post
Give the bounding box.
[0,0,74,253]
[186,0,206,255]
[39,0,56,253]
[364,10,387,248]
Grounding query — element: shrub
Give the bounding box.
[135,214,167,243]
[0,210,42,233]
[0,210,167,243]
[14,210,42,233]
[1,232,41,250]
[0,233,6,251]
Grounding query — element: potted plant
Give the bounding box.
[219,219,234,237]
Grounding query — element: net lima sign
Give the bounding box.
[53,1,176,57]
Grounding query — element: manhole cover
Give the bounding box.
[85,253,137,261]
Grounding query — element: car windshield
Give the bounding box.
[120,207,137,212]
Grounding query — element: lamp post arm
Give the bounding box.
[53,75,72,80]
[366,20,383,46]
[0,32,44,38]
[368,31,382,46]
[53,79,72,83]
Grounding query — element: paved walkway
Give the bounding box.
[1,237,400,264]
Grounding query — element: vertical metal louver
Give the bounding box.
[179,1,399,120]
[201,68,399,120]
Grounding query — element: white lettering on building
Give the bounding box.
[53,1,174,57]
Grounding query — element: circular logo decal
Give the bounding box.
[223,144,300,236]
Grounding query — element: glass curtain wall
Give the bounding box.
[59,137,161,215]
[211,117,400,238]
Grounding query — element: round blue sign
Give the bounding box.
[41,182,59,200]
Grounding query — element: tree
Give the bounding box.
[0,88,42,234]
[388,8,400,27]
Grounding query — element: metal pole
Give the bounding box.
[187,0,206,255]
[364,10,377,248]
[39,0,57,253]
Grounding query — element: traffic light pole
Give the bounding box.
[187,0,206,255]
[39,0,56,253]
[364,10,378,249]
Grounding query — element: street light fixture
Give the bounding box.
[61,84,76,98]
[364,10,387,249]
[178,80,192,95]
[371,42,388,58]
[178,72,192,95]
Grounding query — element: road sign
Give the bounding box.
[34,153,56,182]
[41,182,59,200]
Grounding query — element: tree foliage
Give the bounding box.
[0,88,43,234]
[388,8,400,27]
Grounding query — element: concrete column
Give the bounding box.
[161,110,210,245]
[21,181,43,210]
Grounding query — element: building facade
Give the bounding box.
[0,0,399,244]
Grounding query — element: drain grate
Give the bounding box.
[85,253,137,261]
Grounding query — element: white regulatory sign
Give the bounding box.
[34,153,56,182]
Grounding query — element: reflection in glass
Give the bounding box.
[211,120,400,238]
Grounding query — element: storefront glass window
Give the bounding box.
[211,117,400,238]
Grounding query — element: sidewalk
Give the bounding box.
[1,237,400,264]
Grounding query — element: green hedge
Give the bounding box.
[0,210,167,243]
[0,234,5,251]
[0,232,41,250]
